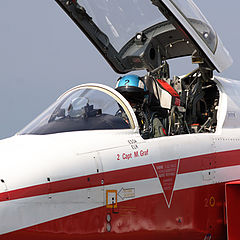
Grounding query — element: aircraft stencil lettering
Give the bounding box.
[153,159,179,207]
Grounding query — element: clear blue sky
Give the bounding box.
[0,0,239,139]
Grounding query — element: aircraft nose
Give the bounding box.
[0,133,106,236]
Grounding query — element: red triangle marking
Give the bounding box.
[153,159,179,207]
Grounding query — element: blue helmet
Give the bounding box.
[115,75,147,103]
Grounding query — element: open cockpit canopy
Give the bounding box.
[56,0,232,73]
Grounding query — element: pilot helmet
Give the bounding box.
[115,75,147,104]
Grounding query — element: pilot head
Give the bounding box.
[115,75,148,106]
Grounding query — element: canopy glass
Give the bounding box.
[19,85,133,135]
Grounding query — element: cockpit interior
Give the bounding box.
[19,0,228,139]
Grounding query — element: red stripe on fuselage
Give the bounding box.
[1,149,240,202]
[0,183,227,240]
[0,165,156,202]
[179,149,240,174]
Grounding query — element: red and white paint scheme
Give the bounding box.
[1,1,239,240]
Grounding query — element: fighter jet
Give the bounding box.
[0,1,238,240]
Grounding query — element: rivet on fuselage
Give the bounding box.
[106,213,111,222]
[106,223,111,232]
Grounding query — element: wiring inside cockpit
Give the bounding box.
[143,66,219,137]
